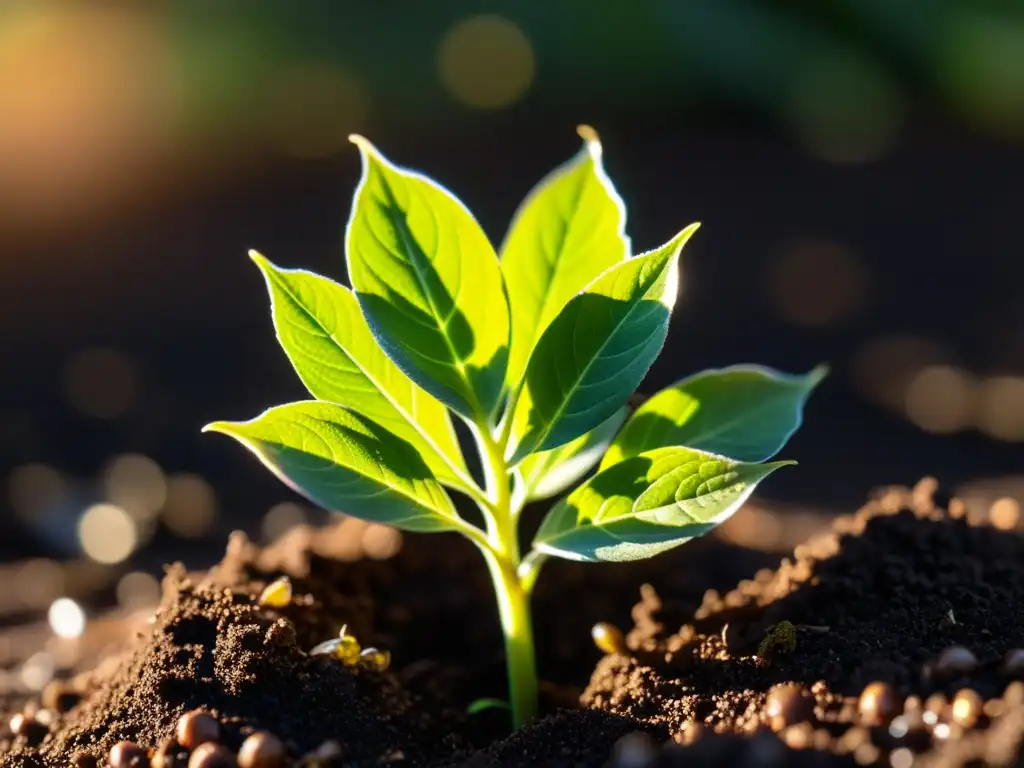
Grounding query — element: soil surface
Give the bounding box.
[2,479,1023,766]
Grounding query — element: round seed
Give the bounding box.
[935,646,977,679]
[591,622,626,654]
[176,710,220,750]
[10,712,49,747]
[108,741,148,768]
[358,647,391,672]
[42,681,81,713]
[257,577,292,609]
[857,681,901,726]
[951,688,983,728]
[238,731,286,768]
[188,743,235,768]
[764,683,815,731]
[152,740,190,768]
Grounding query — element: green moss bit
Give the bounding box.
[757,620,798,661]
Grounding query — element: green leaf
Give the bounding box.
[345,135,510,421]
[203,401,460,533]
[505,224,699,465]
[517,407,627,503]
[533,446,792,563]
[467,698,511,716]
[500,125,629,388]
[249,252,470,491]
[601,364,827,469]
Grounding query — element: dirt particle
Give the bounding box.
[934,646,978,679]
[1003,648,1024,677]
[610,731,658,767]
[152,739,190,768]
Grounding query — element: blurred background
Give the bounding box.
[1,0,1023,680]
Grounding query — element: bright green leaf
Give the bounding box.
[249,252,471,491]
[601,364,827,469]
[533,446,792,563]
[203,401,460,533]
[345,136,510,421]
[517,407,627,503]
[500,125,629,389]
[505,225,699,465]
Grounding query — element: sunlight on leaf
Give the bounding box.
[345,135,510,421]
[601,364,827,469]
[203,401,461,533]
[533,446,792,562]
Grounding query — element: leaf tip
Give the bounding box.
[807,363,830,388]
[248,249,269,269]
[201,421,230,435]
[348,133,376,156]
[576,124,603,157]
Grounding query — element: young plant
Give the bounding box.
[204,126,824,729]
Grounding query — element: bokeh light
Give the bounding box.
[852,335,950,413]
[47,597,85,639]
[19,651,55,691]
[438,15,535,109]
[976,376,1024,442]
[62,348,138,419]
[904,365,977,434]
[262,501,308,543]
[102,454,167,522]
[162,473,217,537]
[116,571,161,612]
[767,240,869,327]
[77,503,137,564]
[13,559,64,610]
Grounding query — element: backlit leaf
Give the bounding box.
[601,364,827,468]
[346,136,510,421]
[532,446,792,562]
[505,225,699,465]
[517,407,627,503]
[203,401,460,533]
[501,126,629,388]
[250,252,470,491]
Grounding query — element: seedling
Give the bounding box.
[204,126,824,729]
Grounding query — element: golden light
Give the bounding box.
[8,463,66,521]
[767,240,869,327]
[19,652,55,691]
[438,15,535,109]
[78,503,138,564]
[990,497,1021,531]
[14,559,64,610]
[262,501,307,543]
[162,473,217,537]
[62,348,138,419]
[102,454,167,522]
[261,63,370,159]
[47,598,86,640]
[852,335,950,413]
[976,376,1024,441]
[904,365,977,434]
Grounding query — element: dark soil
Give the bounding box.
[2,480,1024,767]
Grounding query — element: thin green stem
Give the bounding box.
[478,544,537,729]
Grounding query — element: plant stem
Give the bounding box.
[479,545,537,729]
[472,416,537,728]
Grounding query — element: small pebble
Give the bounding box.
[152,740,190,768]
[591,622,626,654]
[176,710,221,750]
[108,741,149,768]
[951,688,983,727]
[611,731,657,768]
[9,712,49,747]
[359,647,391,672]
[858,681,901,726]
[764,683,816,731]
[188,743,235,768]
[1002,649,1024,677]
[935,645,977,679]
[237,731,286,768]
[313,740,344,762]
[257,577,292,608]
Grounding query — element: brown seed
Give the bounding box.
[176,710,221,750]
[935,646,977,679]
[42,681,81,713]
[10,712,49,747]
[152,740,190,768]
[951,688,983,728]
[237,731,286,768]
[188,743,235,768]
[108,741,149,768]
[857,681,901,726]
[765,683,816,731]
[591,622,626,654]
[72,752,98,768]
[1002,649,1024,677]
